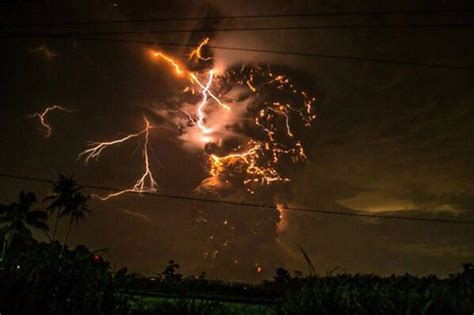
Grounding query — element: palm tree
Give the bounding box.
[60,192,91,257]
[44,174,80,240]
[0,191,49,261]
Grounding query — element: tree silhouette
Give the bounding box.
[60,192,91,257]
[274,268,292,286]
[0,191,48,261]
[162,260,183,282]
[44,174,81,240]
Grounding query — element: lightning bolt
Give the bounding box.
[79,116,158,200]
[148,39,316,194]
[150,51,187,76]
[28,105,74,137]
[79,131,145,164]
[190,73,230,110]
[196,70,215,134]
[188,37,211,61]
[150,48,230,112]
[121,209,152,224]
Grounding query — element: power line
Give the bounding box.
[2,33,473,72]
[1,9,473,28]
[3,22,474,38]
[1,172,473,225]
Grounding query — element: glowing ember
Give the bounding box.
[276,202,288,233]
[79,38,316,202]
[188,37,211,62]
[150,38,316,194]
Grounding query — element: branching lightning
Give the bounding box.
[150,51,187,76]
[76,38,315,204]
[79,131,145,164]
[25,36,317,270]
[29,105,74,137]
[121,209,152,224]
[149,38,316,194]
[150,46,230,111]
[188,37,211,61]
[196,70,215,134]
[200,67,315,193]
[79,116,158,200]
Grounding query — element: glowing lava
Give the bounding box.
[79,37,316,202]
[207,141,289,194]
[149,38,316,193]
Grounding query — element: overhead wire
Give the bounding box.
[2,22,474,37]
[1,33,472,71]
[1,172,473,225]
[1,8,473,28]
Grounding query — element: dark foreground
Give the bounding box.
[0,240,472,315]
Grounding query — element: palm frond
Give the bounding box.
[298,243,317,276]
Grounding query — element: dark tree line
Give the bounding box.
[1,175,473,314]
[1,174,90,262]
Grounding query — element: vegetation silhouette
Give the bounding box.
[0,175,473,314]
[44,174,81,240]
[0,191,48,261]
[59,192,91,257]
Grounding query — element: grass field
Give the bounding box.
[119,264,474,314]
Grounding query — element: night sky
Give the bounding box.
[1,0,473,282]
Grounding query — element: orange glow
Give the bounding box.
[150,50,187,77]
[206,141,290,193]
[150,46,229,112]
[148,38,315,195]
[246,80,257,92]
[276,202,288,233]
[188,37,211,61]
[150,48,316,193]
[70,36,316,207]
[268,106,294,137]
